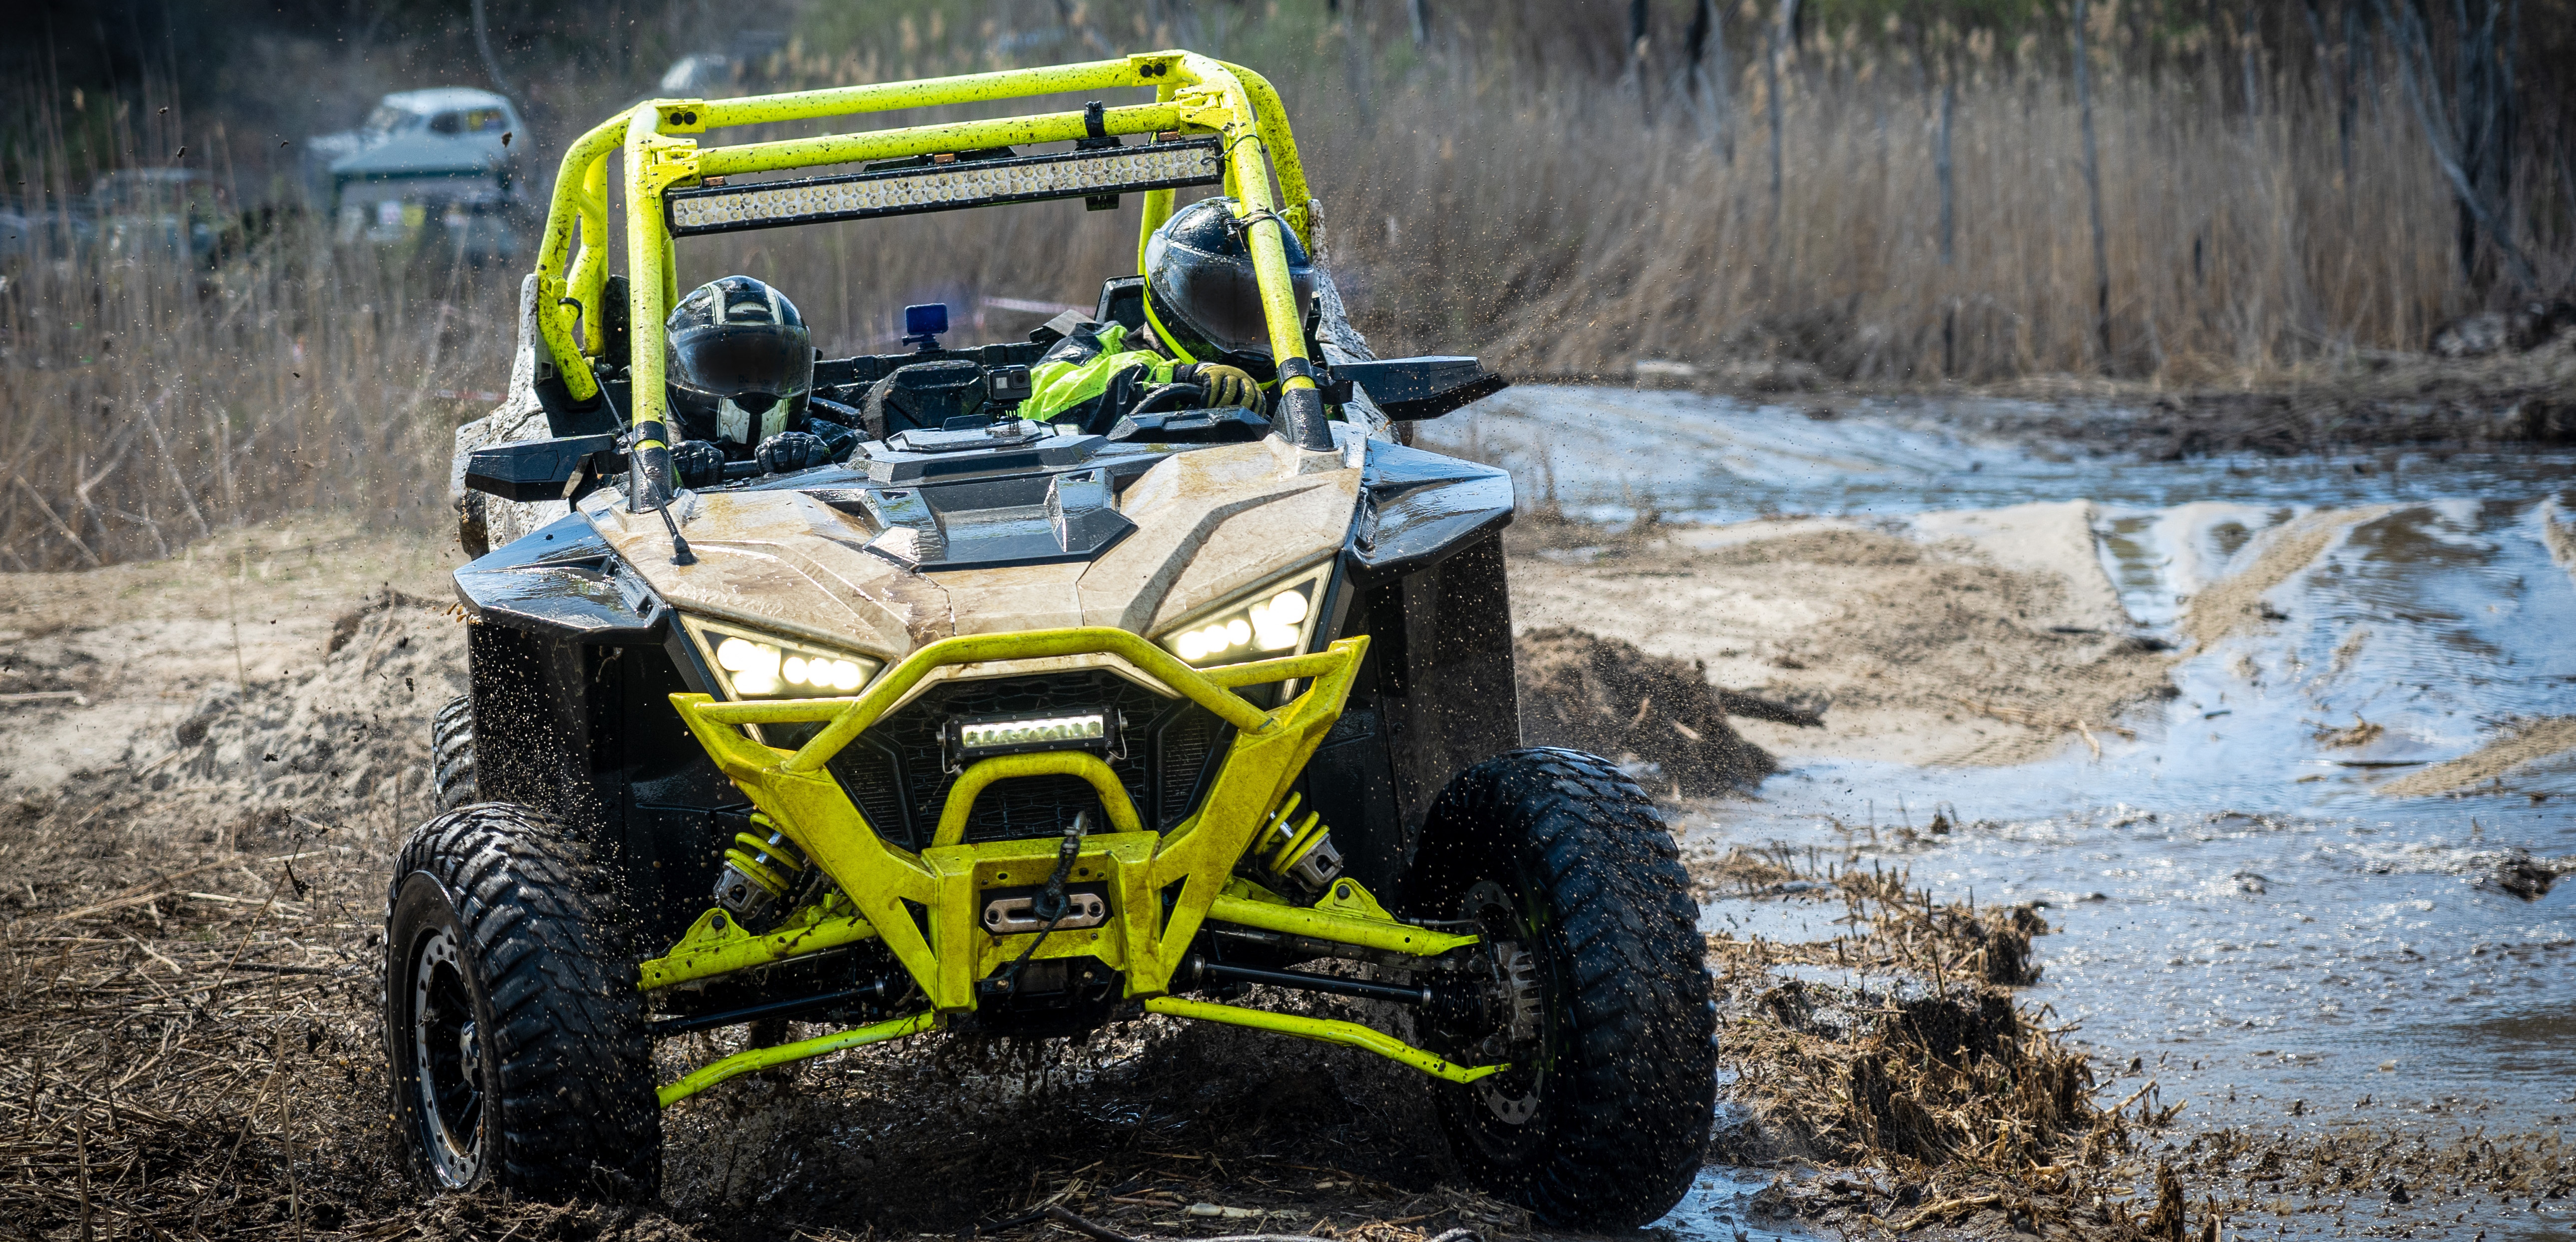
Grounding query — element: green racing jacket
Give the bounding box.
[1022,320,1274,425]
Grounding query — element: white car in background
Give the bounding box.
[306,87,523,261]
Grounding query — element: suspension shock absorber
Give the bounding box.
[713,812,810,929]
[1251,791,1345,901]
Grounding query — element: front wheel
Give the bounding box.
[1402,749,1717,1228]
[383,803,661,1199]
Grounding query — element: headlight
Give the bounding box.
[1156,566,1330,668]
[681,617,883,700]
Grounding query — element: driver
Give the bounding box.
[662,275,859,487]
[1020,196,1313,428]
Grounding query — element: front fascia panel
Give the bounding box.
[581,440,1362,664]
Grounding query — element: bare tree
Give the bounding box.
[1343,0,1373,126]
[1623,0,1651,119]
[1938,78,1955,268]
[1682,0,1734,159]
[470,0,513,100]
[2074,0,2112,368]
[1765,0,1798,243]
[2372,0,2538,287]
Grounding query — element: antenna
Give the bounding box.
[598,381,695,565]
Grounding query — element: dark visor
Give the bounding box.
[1155,250,1275,358]
[669,325,813,398]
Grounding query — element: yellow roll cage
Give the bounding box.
[528,51,1323,441]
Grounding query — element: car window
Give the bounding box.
[459,108,508,133]
[429,112,462,134]
[363,105,418,137]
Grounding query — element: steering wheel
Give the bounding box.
[1125,382,1208,418]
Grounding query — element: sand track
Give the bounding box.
[2178,505,2395,648]
[1506,511,2174,766]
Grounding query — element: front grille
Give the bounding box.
[827,669,1232,848]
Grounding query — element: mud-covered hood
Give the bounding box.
[578,435,1362,660]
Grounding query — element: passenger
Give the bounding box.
[1021,196,1314,428]
[662,275,859,487]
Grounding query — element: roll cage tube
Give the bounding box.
[528,52,1321,443]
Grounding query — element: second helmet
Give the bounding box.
[1142,196,1315,366]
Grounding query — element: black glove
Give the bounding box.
[671,439,726,490]
[756,430,834,475]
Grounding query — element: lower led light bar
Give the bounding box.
[667,138,1225,236]
[945,708,1120,767]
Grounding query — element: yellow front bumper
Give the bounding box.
[657,626,1471,1013]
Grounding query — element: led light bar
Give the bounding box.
[666,138,1225,237]
[945,708,1120,766]
[1162,575,1322,668]
[681,617,883,700]
[960,713,1106,749]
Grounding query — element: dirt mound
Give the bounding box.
[136,590,465,817]
[1509,520,2176,767]
[1514,626,1819,794]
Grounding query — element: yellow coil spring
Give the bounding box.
[722,813,810,901]
[1256,792,1332,879]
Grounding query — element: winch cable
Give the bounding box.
[997,809,1093,995]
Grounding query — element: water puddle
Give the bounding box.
[1434,386,2576,1136]
[1651,1165,1818,1242]
[1427,383,2576,526]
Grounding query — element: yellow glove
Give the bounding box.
[1188,363,1266,412]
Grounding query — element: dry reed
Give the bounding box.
[8,12,2571,568]
[0,213,514,570]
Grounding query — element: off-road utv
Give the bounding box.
[398,52,1714,1226]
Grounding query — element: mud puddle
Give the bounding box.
[1436,386,2576,1162]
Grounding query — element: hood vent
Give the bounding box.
[859,468,1132,571]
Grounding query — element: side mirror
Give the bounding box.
[1328,357,1509,422]
[464,433,624,502]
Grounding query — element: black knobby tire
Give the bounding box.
[1403,748,1717,1228]
[429,694,478,811]
[382,803,662,1199]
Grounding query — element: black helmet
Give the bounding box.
[666,275,814,448]
[1142,196,1315,366]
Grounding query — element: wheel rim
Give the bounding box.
[411,926,485,1187]
[1460,879,1549,1127]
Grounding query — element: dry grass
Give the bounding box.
[0,211,513,570]
[1312,53,2491,385]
